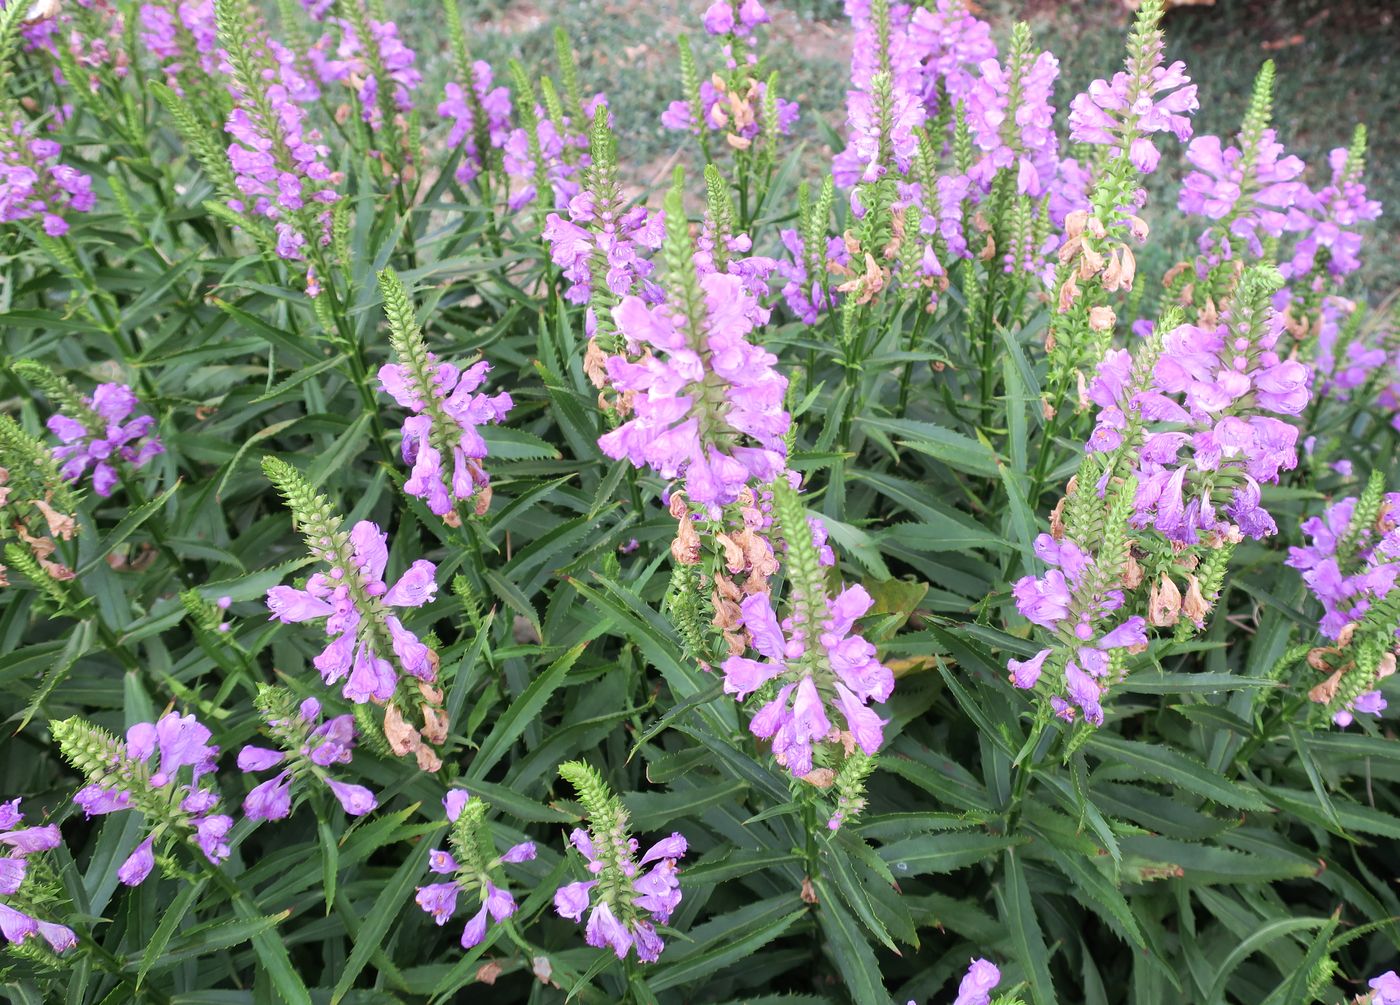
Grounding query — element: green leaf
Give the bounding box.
[814,883,887,1005]
[998,847,1056,1005]
[331,833,436,1004]
[467,643,583,780]
[1087,734,1269,811]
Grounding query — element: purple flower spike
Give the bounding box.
[238,690,376,823]
[414,793,528,952]
[44,382,163,497]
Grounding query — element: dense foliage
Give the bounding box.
[0,0,1398,1002]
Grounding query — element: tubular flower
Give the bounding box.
[1287,481,1400,646]
[554,761,686,964]
[598,270,788,511]
[1090,269,1308,544]
[1010,533,1148,726]
[953,957,1002,1005]
[1178,128,1307,264]
[265,519,437,703]
[46,383,164,498]
[662,1,797,145]
[50,712,232,885]
[237,689,376,821]
[377,269,513,521]
[597,186,789,513]
[777,227,848,324]
[415,791,534,949]
[503,94,606,211]
[906,0,997,116]
[308,14,421,128]
[262,456,440,712]
[437,61,512,185]
[543,190,665,307]
[0,799,75,954]
[1067,2,1196,175]
[1370,971,1400,1005]
[964,42,1061,198]
[0,118,96,237]
[138,0,220,92]
[721,479,893,783]
[216,9,341,275]
[1282,139,1381,282]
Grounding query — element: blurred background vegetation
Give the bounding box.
[394,0,1397,290]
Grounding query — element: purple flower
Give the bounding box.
[309,16,421,129]
[266,520,438,703]
[953,957,1002,1005]
[722,582,893,776]
[58,711,230,882]
[1008,534,1147,725]
[1370,970,1400,1005]
[1178,129,1308,263]
[0,117,96,235]
[43,382,163,497]
[504,95,607,210]
[414,794,528,951]
[555,828,686,962]
[378,357,512,518]
[1067,18,1196,175]
[543,191,666,307]
[1088,283,1308,545]
[238,693,374,822]
[1282,144,1381,281]
[0,797,74,950]
[219,36,340,284]
[597,271,789,512]
[117,836,156,886]
[438,61,513,185]
[1288,491,1400,643]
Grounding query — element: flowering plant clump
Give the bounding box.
[414,790,535,948]
[237,687,377,819]
[2,0,1399,1000]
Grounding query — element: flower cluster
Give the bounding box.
[1282,138,1382,282]
[377,269,513,520]
[218,16,341,267]
[598,268,788,510]
[415,791,534,949]
[1178,128,1307,264]
[1010,533,1148,726]
[964,42,1061,198]
[543,191,665,307]
[0,800,74,954]
[1088,271,1307,544]
[0,119,96,236]
[54,712,232,885]
[438,63,512,185]
[139,0,220,92]
[237,689,376,820]
[554,761,686,963]
[46,382,164,498]
[777,226,848,324]
[662,1,798,150]
[308,14,421,129]
[719,480,892,781]
[1290,492,1400,628]
[503,91,606,211]
[265,520,437,702]
[1067,4,1197,175]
